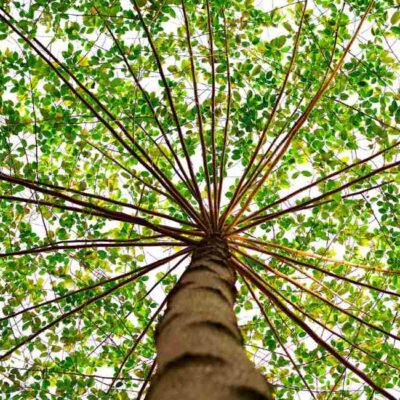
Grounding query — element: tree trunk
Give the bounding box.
[146,236,273,400]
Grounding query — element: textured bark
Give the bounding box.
[146,236,273,400]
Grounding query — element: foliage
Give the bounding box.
[0,0,400,398]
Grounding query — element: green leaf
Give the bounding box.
[391,11,400,25]
[271,35,287,48]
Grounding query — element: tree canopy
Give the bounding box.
[0,0,400,398]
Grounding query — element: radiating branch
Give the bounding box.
[0,253,182,361]
[137,358,156,400]
[220,0,308,228]
[238,139,400,226]
[33,175,197,227]
[232,158,400,235]
[244,279,317,400]
[181,0,212,227]
[236,258,400,373]
[96,6,201,205]
[233,243,368,317]
[0,172,198,243]
[131,0,206,229]
[1,249,189,322]
[231,257,396,400]
[108,250,187,392]
[223,1,374,232]
[206,0,218,229]
[216,7,232,217]
[0,8,206,229]
[231,245,400,342]
[294,180,394,213]
[0,239,185,259]
[107,295,166,393]
[235,236,400,275]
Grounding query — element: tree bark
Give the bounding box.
[146,236,273,400]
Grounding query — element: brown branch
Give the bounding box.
[137,358,156,400]
[33,174,197,228]
[231,257,397,400]
[231,246,400,342]
[238,242,368,315]
[232,158,400,235]
[230,5,342,214]
[234,241,368,316]
[235,260,400,374]
[239,139,400,225]
[135,122,199,201]
[223,1,374,232]
[107,294,167,393]
[0,250,186,361]
[2,174,196,228]
[0,194,132,224]
[220,0,308,228]
[0,239,185,259]
[216,7,232,217]
[108,251,188,392]
[244,279,317,400]
[0,173,198,243]
[294,180,394,212]
[1,249,189,321]
[235,236,399,274]
[226,88,308,222]
[132,1,206,227]
[96,7,201,204]
[277,253,399,300]
[0,8,205,229]
[206,0,218,229]
[181,0,212,227]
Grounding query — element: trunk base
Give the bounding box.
[146,236,273,400]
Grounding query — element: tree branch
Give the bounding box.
[181,0,212,227]
[0,251,186,361]
[131,1,206,227]
[231,257,396,400]
[223,1,374,232]
[244,279,317,400]
[231,245,400,342]
[232,159,400,235]
[220,0,308,228]
[1,249,189,322]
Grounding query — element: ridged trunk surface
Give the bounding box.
[146,236,273,400]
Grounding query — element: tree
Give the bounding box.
[0,0,399,398]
